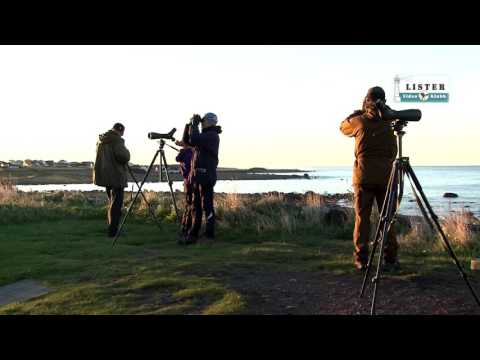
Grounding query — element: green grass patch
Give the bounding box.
[0,193,477,314]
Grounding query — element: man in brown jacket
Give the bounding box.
[340,87,399,271]
[93,123,131,237]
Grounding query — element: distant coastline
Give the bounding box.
[0,167,312,186]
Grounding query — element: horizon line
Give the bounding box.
[2,160,479,169]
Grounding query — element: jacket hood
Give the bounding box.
[99,130,121,145]
[204,125,222,134]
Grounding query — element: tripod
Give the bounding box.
[359,120,480,315]
[126,165,158,223]
[112,139,180,247]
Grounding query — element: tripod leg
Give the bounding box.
[112,150,160,247]
[127,165,159,224]
[160,151,180,223]
[369,166,400,315]
[360,160,397,297]
[405,173,435,231]
[405,163,480,307]
[398,167,404,206]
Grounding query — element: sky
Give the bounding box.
[0,45,479,168]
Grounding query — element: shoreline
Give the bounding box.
[1,167,312,186]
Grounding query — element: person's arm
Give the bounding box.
[340,113,363,137]
[176,149,186,163]
[113,139,130,165]
[189,123,210,147]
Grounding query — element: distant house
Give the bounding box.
[45,160,55,167]
[56,160,69,168]
[0,161,11,168]
[10,160,23,168]
[24,160,43,168]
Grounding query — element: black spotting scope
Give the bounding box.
[376,100,422,122]
[148,128,176,140]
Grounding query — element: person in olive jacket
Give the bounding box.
[340,87,399,271]
[93,123,131,237]
[185,113,222,244]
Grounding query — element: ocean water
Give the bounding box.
[17,166,480,217]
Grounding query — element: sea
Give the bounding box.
[16,166,480,218]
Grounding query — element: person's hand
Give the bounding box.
[175,140,184,147]
[191,114,202,127]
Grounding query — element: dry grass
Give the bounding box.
[2,180,478,250]
[280,208,297,234]
[396,209,480,249]
[301,205,324,226]
[214,192,353,237]
[442,209,479,248]
[130,190,177,220]
[301,192,330,226]
[216,193,292,234]
[398,219,436,249]
[0,177,17,203]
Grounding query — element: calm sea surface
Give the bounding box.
[17,166,480,217]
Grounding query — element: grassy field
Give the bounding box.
[1,184,480,315]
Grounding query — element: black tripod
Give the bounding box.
[112,139,180,247]
[359,120,480,315]
[126,165,158,223]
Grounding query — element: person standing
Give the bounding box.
[175,125,195,239]
[340,87,399,271]
[185,113,222,244]
[93,123,130,237]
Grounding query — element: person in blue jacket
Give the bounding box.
[185,112,222,244]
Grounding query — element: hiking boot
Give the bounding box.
[184,234,198,245]
[108,229,118,238]
[177,229,188,244]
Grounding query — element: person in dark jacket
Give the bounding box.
[175,129,195,238]
[185,112,222,244]
[340,87,399,271]
[93,123,130,237]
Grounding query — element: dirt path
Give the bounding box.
[218,269,480,315]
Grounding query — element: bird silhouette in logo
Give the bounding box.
[419,92,429,101]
